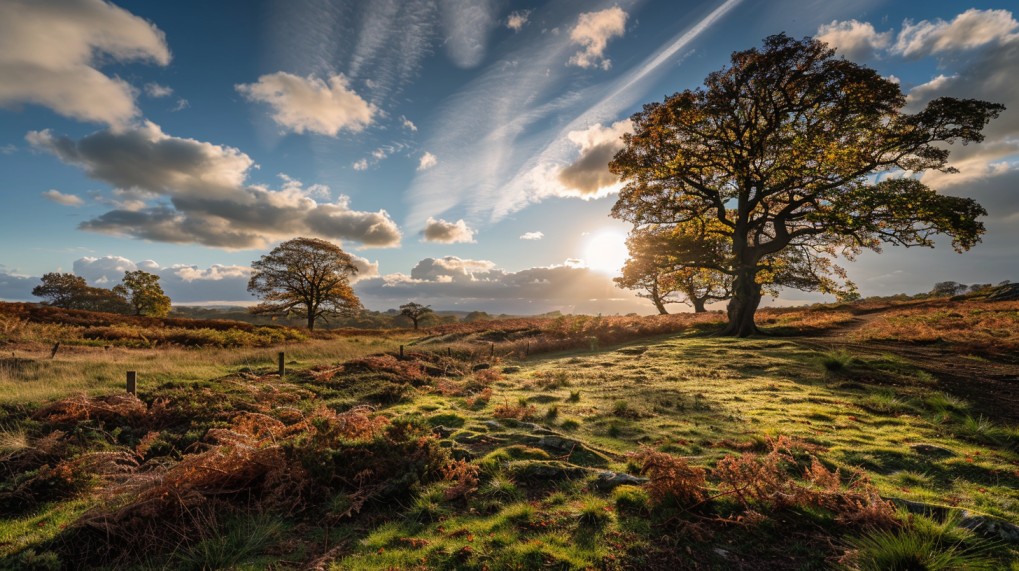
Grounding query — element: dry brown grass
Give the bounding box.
[849,300,1019,354]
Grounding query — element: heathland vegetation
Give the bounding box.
[1,288,1018,569]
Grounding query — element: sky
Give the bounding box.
[0,0,1016,315]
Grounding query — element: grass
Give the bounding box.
[1,301,1018,568]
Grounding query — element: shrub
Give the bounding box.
[629,446,707,509]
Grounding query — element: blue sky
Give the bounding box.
[0,0,1016,314]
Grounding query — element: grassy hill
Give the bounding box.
[1,299,1017,569]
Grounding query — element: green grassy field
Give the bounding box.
[1,301,1017,569]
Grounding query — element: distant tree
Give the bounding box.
[616,224,732,314]
[930,281,968,297]
[77,285,132,314]
[399,302,434,330]
[248,237,362,330]
[119,270,171,317]
[610,34,1003,336]
[464,311,491,323]
[32,272,132,313]
[32,273,89,308]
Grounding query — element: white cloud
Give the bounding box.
[0,0,170,127]
[816,19,891,60]
[422,217,476,243]
[144,82,173,98]
[507,10,531,32]
[519,231,544,240]
[401,116,418,131]
[236,72,376,136]
[352,158,369,171]
[171,98,190,112]
[418,151,439,171]
[356,256,649,314]
[893,9,1018,58]
[42,189,84,206]
[557,119,633,196]
[440,0,499,68]
[29,122,402,249]
[567,6,628,70]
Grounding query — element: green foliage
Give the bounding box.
[119,270,171,317]
[843,512,999,571]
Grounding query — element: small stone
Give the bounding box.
[591,471,648,491]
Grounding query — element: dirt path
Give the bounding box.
[792,311,1019,424]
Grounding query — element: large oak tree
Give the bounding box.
[610,34,1003,336]
[248,237,362,330]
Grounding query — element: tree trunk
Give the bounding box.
[307,313,316,331]
[412,317,419,330]
[651,280,669,314]
[691,297,707,313]
[721,267,761,336]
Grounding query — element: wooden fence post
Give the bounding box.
[400,345,404,359]
[278,352,285,377]
[490,343,495,358]
[126,371,137,395]
[50,342,60,359]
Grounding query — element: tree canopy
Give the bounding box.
[610,34,1003,336]
[32,272,132,314]
[120,270,171,317]
[399,302,433,330]
[247,237,362,330]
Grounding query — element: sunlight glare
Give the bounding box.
[582,230,629,275]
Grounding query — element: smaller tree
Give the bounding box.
[930,281,968,297]
[32,273,89,308]
[248,237,363,330]
[120,270,171,317]
[399,302,433,330]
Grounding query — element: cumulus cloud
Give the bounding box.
[422,217,476,243]
[519,231,544,240]
[0,0,169,127]
[356,256,649,314]
[418,151,439,171]
[28,122,402,249]
[816,19,891,60]
[42,189,84,206]
[893,9,1018,58]
[401,116,418,131]
[819,9,1019,189]
[352,158,369,171]
[567,6,628,70]
[557,119,633,196]
[440,0,499,68]
[236,72,376,136]
[506,10,531,32]
[144,82,173,98]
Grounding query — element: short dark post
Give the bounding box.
[490,343,495,358]
[50,342,60,359]
[278,352,285,377]
[126,371,137,395]
[399,345,404,359]
[447,347,452,358]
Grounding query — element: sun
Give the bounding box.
[582,229,629,275]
